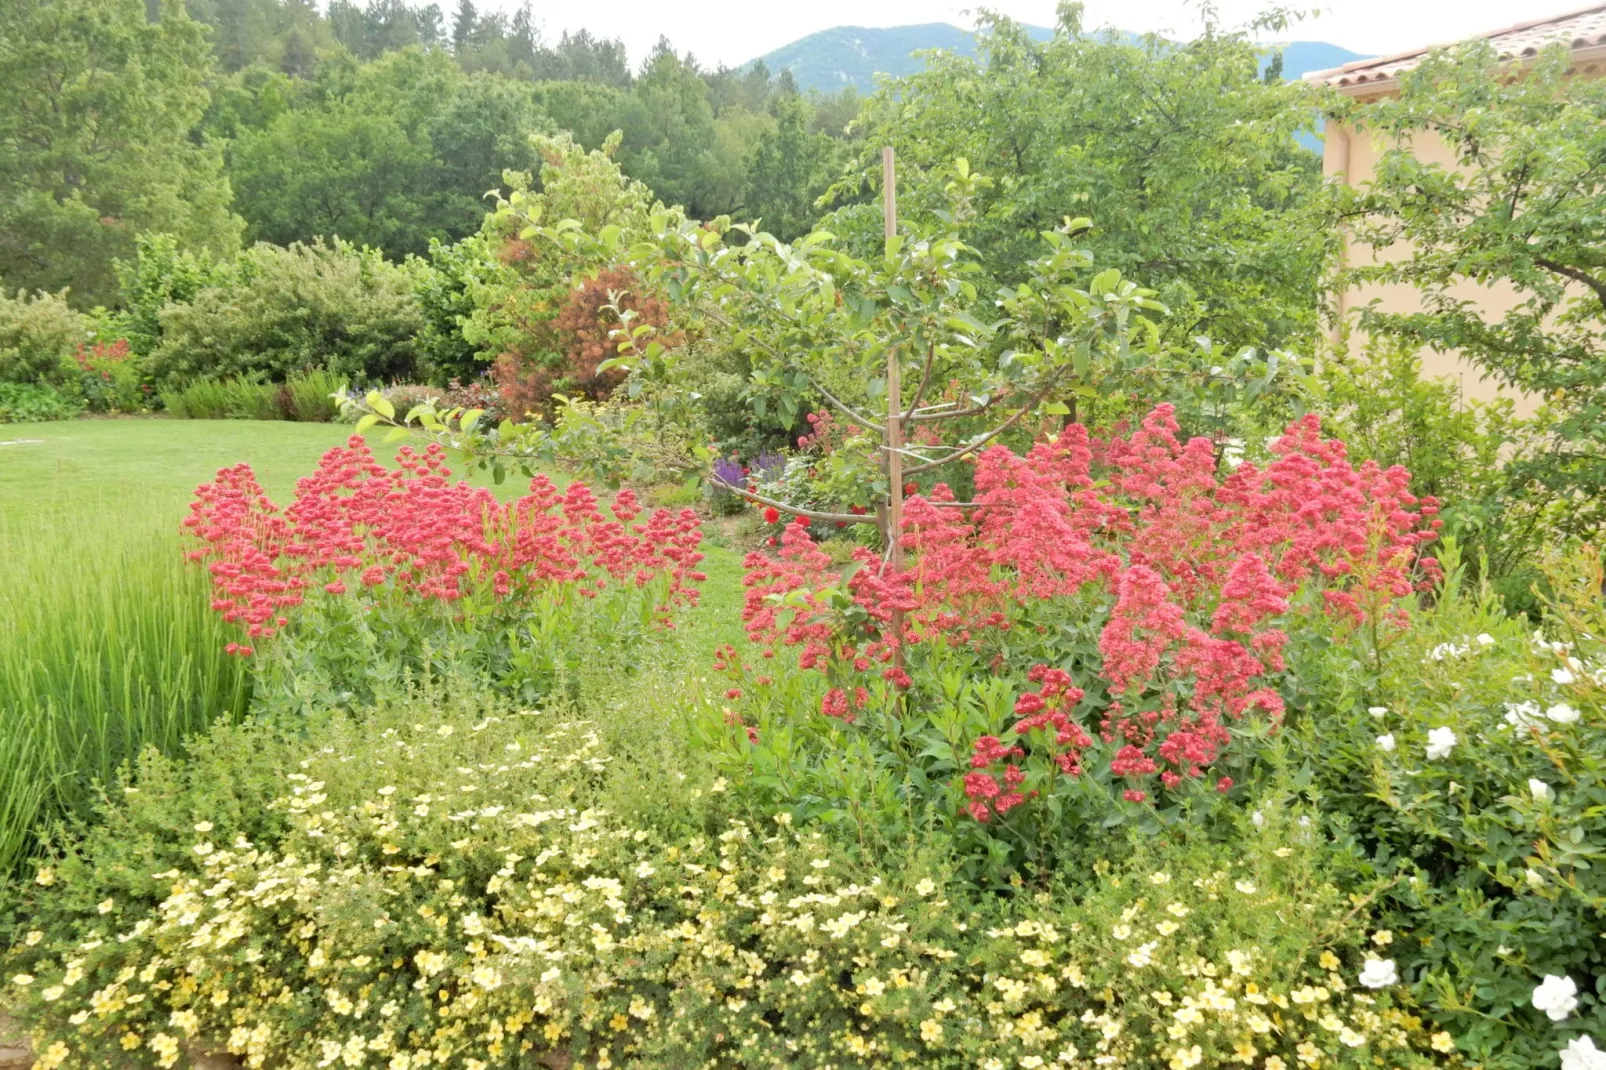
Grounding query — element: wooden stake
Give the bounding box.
[883,147,907,685]
[883,147,905,575]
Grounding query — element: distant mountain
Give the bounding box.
[750,23,1053,95]
[749,24,1370,96]
[1271,41,1369,81]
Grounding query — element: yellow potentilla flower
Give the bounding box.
[1295,1040,1321,1066]
[40,985,63,1002]
[1157,920,1180,936]
[1235,880,1257,894]
[1318,951,1339,970]
[1168,1045,1203,1069]
[1339,1027,1365,1047]
[862,977,886,996]
[10,974,33,986]
[24,931,42,946]
[1430,1031,1456,1053]
[33,1041,70,1070]
[194,821,213,833]
[1150,872,1172,885]
[1264,1059,1287,1070]
[149,1033,181,1069]
[1021,1058,1045,1068]
[919,1018,943,1043]
[915,878,937,897]
[1112,924,1132,940]
[1371,930,1393,947]
[121,1033,142,1050]
[1166,903,1190,918]
[610,1013,628,1031]
[35,867,55,887]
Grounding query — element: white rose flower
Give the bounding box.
[1553,668,1577,686]
[1559,1035,1606,1070]
[1368,706,1389,719]
[1533,975,1579,1022]
[1376,733,1396,752]
[1425,726,1457,760]
[1358,958,1398,989]
[1529,779,1552,802]
[1251,810,1264,827]
[1475,633,1496,647]
[1505,701,1544,729]
[1547,703,1580,725]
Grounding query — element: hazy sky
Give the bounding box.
[509,1,1552,69]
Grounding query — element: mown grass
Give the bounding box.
[0,418,745,872]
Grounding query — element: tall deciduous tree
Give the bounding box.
[1342,39,1606,542]
[0,0,242,305]
[227,48,547,257]
[842,3,1331,354]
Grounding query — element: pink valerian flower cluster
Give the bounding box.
[737,405,1441,813]
[738,517,915,721]
[184,436,705,654]
[966,665,1092,822]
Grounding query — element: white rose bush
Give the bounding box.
[1291,546,1606,1067]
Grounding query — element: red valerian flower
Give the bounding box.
[185,437,705,654]
[726,404,1439,823]
[763,506,780,524]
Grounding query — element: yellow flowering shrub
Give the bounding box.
[2,695,1458,1069]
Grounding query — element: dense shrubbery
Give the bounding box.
[1285,545,1606,1068]
[160,368,343,422]
[0,383,83,425]
[146,240,425,389]
[2,688,1453,1070]
[0,291,89,387]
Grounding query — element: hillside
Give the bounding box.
[750,23,1369,95]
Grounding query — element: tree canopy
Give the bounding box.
[840,4,1333,355]
[0,0,242,305]
[1343,39,1606,539]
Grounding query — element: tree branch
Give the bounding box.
[907,387,1010,422]
[709,475,875,526]
[1534,257,1606,313]
[807,376,885,433]
[903,369,1068,475]
[903,340,936,418]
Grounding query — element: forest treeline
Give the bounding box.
[1,0,858,306]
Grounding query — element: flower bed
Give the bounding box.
[182,437,705,710]
[715,407,1441,876]
[2,695,1453,1070]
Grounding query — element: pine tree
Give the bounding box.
[450,0,475,54]
[509,2,536,70]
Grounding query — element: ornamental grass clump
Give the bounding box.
[182,436,706,711]
[1,691,1456,1069]
[715,405,1441,874]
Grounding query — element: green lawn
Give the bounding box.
[4,418,414,515]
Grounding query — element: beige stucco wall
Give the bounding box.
[1323,116,1541,416]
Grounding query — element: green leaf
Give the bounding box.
[354,413,380,436]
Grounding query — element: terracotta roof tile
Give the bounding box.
[1303,2,1606,90]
